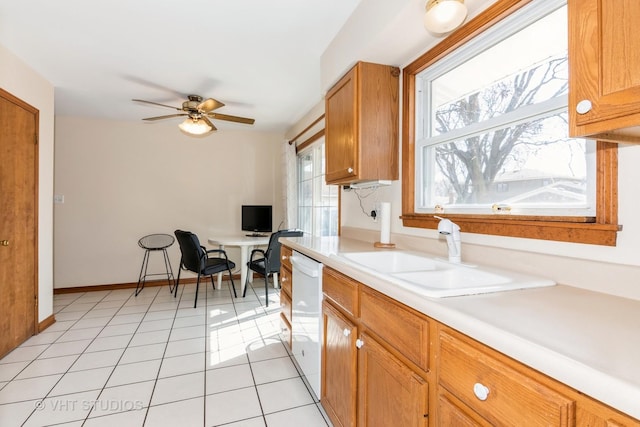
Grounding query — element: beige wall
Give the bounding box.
[54,116,284,288]
[0,43,55,322]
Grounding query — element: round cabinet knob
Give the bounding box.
[347,167,354,174]
[576,99,593,115]
[355,339,364,349]
[281,277,287,282]
[0,240,9,246]
[473,383,490,401]
[282,255,287,260]
[343,328,351,337]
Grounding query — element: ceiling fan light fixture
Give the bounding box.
[424,0,467,34]
[178,117,214,136]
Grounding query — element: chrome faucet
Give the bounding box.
[435,216,461,263]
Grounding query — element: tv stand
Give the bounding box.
[245,233,268,238]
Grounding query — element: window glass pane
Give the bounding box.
[315,206,339,236]
[298,207,312,235]
[296,139,338,236]
[428,6,568,136]
[299,152,313,181]
[321,184,338,207]
[299,180,313,206]
[415,1,593,216]
[422,112,594,213]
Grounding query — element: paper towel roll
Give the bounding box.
[379,202,391,244]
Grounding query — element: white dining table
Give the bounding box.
[208,234,270,295]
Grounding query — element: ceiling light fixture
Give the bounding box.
[424,0,468,34]
[178,117,214,136]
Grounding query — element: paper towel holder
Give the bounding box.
[375,201,395,248]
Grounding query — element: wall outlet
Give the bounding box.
[53,195,64,204]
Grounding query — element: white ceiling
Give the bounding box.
[0,0,361,132]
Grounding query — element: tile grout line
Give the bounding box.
[2,280,331,426]
[138,283,187,427]
[8,290,128,423]
[80,286,172,425]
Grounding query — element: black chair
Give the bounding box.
[243,229,303,306]
[174,230,237,308]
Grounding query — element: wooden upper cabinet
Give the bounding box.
[569,0,640,142]
[325,61,400,185]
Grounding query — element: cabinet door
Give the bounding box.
[357,332,429,427]
[325,65,358,184]
[569,0,640,137]
[322,301,358,427]
[438,391,490,427]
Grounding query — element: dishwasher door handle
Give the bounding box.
[290,256,321,278]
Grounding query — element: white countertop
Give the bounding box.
[281,235,640,420]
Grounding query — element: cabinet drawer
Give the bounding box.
[323,267,359,317]
[280,265,292,298]
[280,288,292,324]
[439,329,575,426]
[281,246,293,271]
[360,286,429,372]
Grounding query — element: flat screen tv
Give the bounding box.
[241,205,273,236]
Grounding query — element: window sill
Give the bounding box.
[400,214,621,246]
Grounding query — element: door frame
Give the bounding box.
[0,87,39,337]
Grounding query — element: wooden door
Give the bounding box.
[0,88,38,358]
[321,301,358,427]
[357,332,429,427]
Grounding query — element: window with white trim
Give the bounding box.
[297,140,338,236]
[415,1,594,217]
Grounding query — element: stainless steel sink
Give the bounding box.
[335,251,555,298]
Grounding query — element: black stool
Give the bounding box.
[135,233,176,296]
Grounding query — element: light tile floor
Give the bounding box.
[0,280,331,427]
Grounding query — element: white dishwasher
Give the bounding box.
[290,250,323,399]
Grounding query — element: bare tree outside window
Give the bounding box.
[417,3,594,216]
[435,55,569,202]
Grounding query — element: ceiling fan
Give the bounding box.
[133,95,255,136]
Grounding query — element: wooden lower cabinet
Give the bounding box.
[437,390,491,427]
[322,300,358,427]
[358,331,428,427]
[438,327,575,426]
[279,247,293,349]
[437,326,640,427]
[321,266,640,426]
[321,267,430,427]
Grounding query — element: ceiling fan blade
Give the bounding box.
[133,99,182,110]
[207,112,255,125]
[202,116,217,131]
[142,113,188,121]
[198,98,225,112]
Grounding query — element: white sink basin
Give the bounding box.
[340,251,444,273]
[334,251,555,298]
